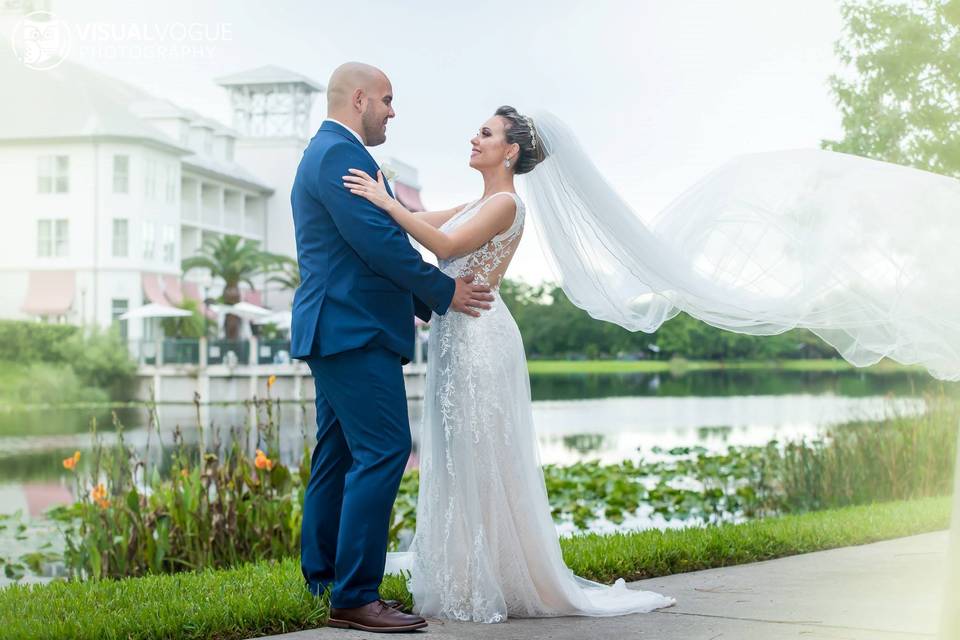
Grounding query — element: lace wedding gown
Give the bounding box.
[384,192,675,623]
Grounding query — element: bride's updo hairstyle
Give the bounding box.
[495,106,547,174]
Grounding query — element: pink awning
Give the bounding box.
[242,289,262,306]
[21,270,75,315]
[395,182,426,213]
[182,281,202,302]
[162,275,184,305]
[182,280,216,320]
[142,273,167,305]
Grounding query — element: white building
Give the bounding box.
[0,45,428,342]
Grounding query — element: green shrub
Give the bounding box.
[0,320,78,362]
[0,321,136,403]
[53,327,137,399]
[0,363,108,405]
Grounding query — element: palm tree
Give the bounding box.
[182,235,288,339]
[266,255,302,292]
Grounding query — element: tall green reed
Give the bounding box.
[774,390,957,511]
[51,388,312,580]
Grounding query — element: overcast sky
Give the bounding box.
[34,0,847,283]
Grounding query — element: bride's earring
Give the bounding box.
[504,157,512,168]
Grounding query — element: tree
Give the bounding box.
[498,277,832,360]
[181,235,287,339]
[823,0,960,175]
[265,256,302,292]
[160,298,207,339]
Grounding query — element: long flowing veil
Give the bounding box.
[522,110,960,635]
[523,110,960,380]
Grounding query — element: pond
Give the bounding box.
[0,367,951,585]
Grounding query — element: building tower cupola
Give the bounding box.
[215,65,324,139]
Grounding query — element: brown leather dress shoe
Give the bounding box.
[328,599,427,633]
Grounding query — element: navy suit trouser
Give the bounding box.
[301,344,411,609]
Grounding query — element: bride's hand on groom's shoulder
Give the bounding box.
[343,168,394,213]
[451,273,494,318]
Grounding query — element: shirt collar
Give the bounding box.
[323,118,365,146]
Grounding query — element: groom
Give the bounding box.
[290,62,493,632]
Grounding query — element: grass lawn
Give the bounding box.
[0,496,949,640]
[526,357,924,375]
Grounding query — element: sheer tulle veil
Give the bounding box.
[520,110,960,636]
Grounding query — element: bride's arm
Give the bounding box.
[344,169,515,260]
[418,203,469,229]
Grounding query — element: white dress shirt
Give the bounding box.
[324,118,365,146]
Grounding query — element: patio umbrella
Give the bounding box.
[214,301,272,321]
[119,303,192,320]
[252,310,292,330]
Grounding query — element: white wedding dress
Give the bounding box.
[384,191,675,622]
[376,110,960,632]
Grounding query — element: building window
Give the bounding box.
[165,165,177,204]
[54,219,69,256]
[112,218,129,258]
[37,220,50,256]
[162,224,176,263]
[113,155,129,193]
[143,220,156,259]
[111,298,129,340]
[38,155,69,193]
[145,159,157,200]
[37,219,69,257]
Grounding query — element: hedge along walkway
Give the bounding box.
[0,497,951,640]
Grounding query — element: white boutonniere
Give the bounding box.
[380,166,398,182]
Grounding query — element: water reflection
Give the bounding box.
[529,368,939,400]
[0,369,946,493]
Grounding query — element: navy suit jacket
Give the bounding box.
[290,120,456,364]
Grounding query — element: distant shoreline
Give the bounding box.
[0,358,934,412]
[526,358,927,375]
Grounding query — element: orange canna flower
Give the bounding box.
[267,374,277,390]
[90,483,109,508]
[62,450,80,470]
[254,449,274,471]
[180,468,189,478]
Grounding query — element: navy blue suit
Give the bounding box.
[290,120,455,608]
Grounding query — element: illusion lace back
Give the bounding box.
[385,192,675,622]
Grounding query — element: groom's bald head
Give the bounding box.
[326,62,395,146]
[327,62,386,110]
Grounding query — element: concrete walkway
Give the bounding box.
[257,531,948,639]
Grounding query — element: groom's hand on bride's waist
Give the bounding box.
[451,274,494,317]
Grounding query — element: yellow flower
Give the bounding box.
[90,483,109,508]
[62,450,81,470]
[254,449,274,471]
[267,374,277,390]
[180,468,189,478]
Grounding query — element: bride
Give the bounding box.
[344,105,676,622]
[345,105,960,624]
